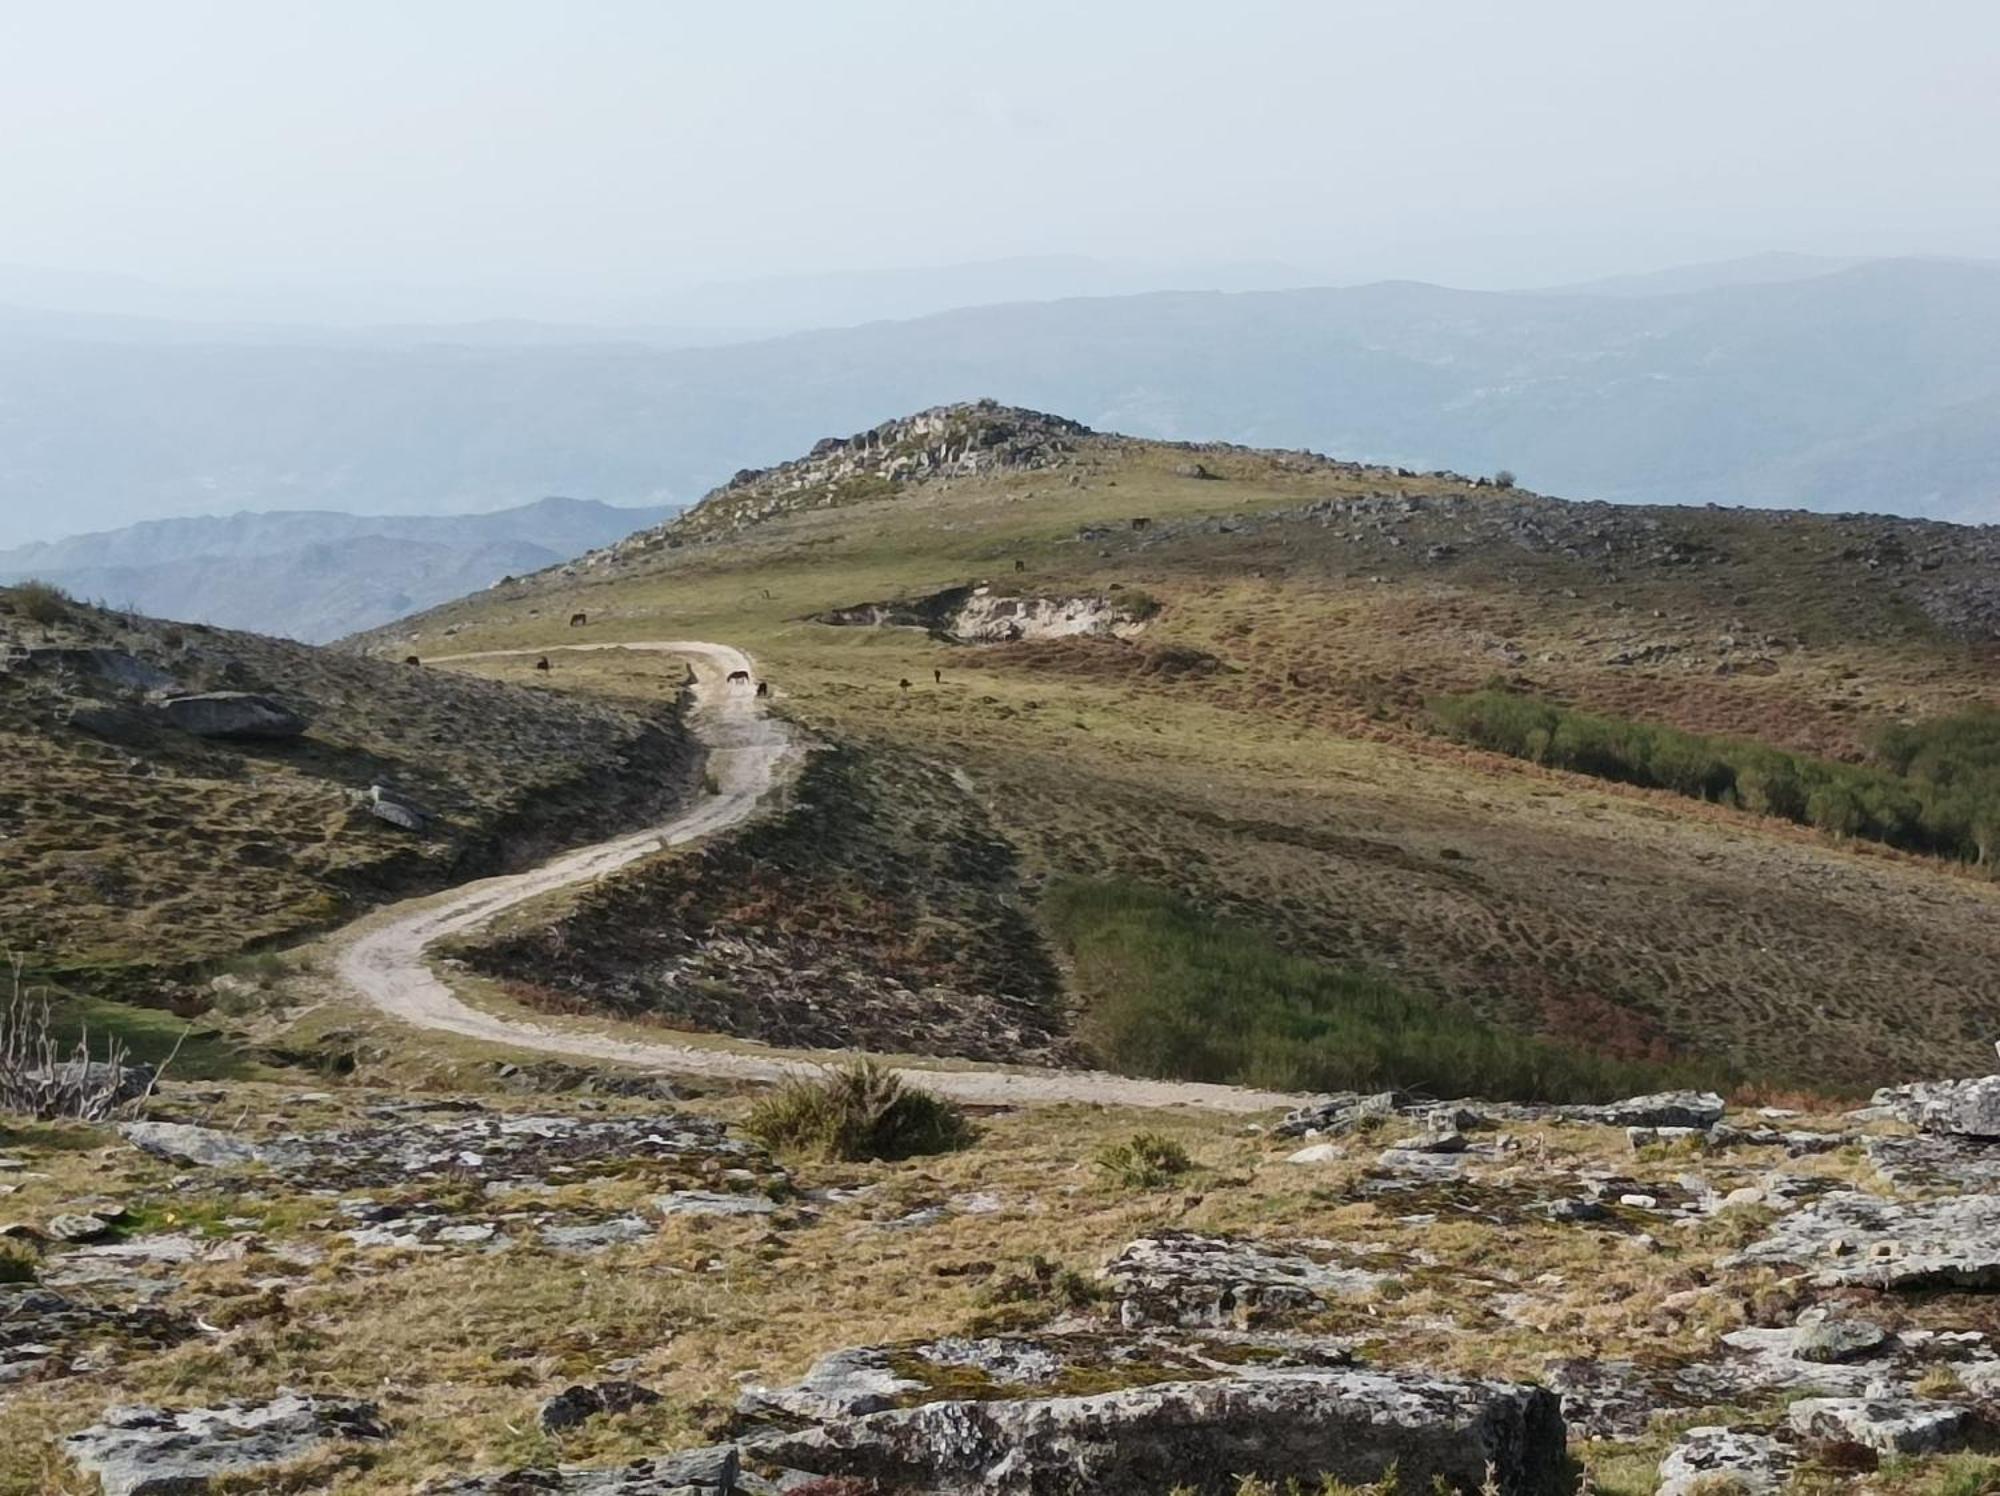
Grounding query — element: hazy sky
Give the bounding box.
[4,0,1998,319]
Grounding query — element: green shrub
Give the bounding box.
[1094,1130,1193,1189]
[9,580,69,625]
[0,1241,36,1284]
[746,1059,973,1161]
[1045,878,1722,1104]
[1432,689,2000,867]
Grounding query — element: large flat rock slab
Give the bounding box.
[65,1393,383,1496]
[1724,1190,2000,1288]
[743,1366,1568,1496]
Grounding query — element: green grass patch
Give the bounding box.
[746,1059,975,1161]
[1044,878,1723,1103]
[47,992,258,1082]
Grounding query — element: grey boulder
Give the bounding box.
[157,691,307,740]
[65,1393,383,1496]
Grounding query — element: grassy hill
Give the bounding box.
[356,401,2000,1094]
[0,583,695,995]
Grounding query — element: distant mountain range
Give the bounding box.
[3,255,1999,550]
[0,496,676,641]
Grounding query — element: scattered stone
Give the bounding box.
[1786,1396,1971,1455]
[1657,1426,1790,1495]
[1285,1142,1342,1165]
[1792,1311,1891,1364]
[64,1392,384,1495]
[538,1379,662,1433]
[156,691,308,740]
[1100,1231,1390,1328]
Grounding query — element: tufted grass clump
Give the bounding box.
[0,1241,36,1285]
[1094,1130,1193,1189]
[746,1059,973,1162]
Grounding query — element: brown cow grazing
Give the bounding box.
[403,655,421,666]
[569,612,588,627]
[726,668,751,685]
[755,680,769,698]
[535,656,551,672]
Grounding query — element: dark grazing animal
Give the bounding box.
[727,668,751,685]
[933,669,942,684]
[535,656,551,672]
[569,612,588,627]
[755,680,769,698]
[1014,558,1026,572]
[403,655,421,666]
[899,677,912,692]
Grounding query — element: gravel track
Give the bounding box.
[333,641,1303,1115]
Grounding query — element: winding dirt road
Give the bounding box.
[333,641,1302,1115]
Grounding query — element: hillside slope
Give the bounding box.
[0,584,697,992]
[360,402,2000,1092]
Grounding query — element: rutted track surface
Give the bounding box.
[333,642,1303,1114]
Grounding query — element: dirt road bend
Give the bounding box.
[333,641,1303,1115]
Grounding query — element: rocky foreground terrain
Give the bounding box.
[10,1056,2000,1492]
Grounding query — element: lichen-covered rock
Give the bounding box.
[1656,1425,1790,1494]
[1099,1231,1390,1328]
[119,1120,300,1170]
[64,1393,384,1496]
[1786,1395,1971,1455]
[744,1367,1569,1496]
[538,1380,661,1433]
[122,1110,754,1191]
[423,1444,738,1494]
[1559,1091,1725,1129]
[1914,1075,2000,1139]
[1724,1190,2000,1288]
[157,690,308,739]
